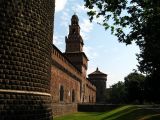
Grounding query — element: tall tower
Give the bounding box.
[88,68,107,103]
[0,1,55,120]
[64,14,88,77]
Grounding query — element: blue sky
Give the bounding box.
[54,0,140,87]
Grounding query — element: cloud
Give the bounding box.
[73,4,104,24]
[71,4,88,14]
[93,15,104,24]
[80,19,93,40]
[53,34,65,51]
[60,10,70,28]
[53,35,63,45]
[80,19,93,33]
[55,0,68,12]
[69,0,76,1]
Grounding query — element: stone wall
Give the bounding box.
[0,0,55,119]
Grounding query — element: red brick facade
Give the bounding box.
[51,46,96,116]
[0,2,97,119]
[51,15,96,116]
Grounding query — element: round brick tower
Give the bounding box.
[88,68,107,103]
[0,1,55,120]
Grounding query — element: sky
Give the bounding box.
[54,0,140,87]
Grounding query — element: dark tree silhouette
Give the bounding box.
[124,72,145,104]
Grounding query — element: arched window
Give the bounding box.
[60,85,64,102]
[72,90,75,102]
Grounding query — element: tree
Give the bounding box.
[84,0,160,102]
[124,72,145,104]
[144,72,160,103]
[107,81,126,104]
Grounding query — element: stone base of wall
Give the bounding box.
[52,103,77,117]
[0,92,52,120]
[78,104,122,112]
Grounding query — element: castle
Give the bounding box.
[51,13,107,116]
[0,1,107,119]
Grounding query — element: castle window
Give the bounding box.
[72,90,75,102]
[60,85,64,101]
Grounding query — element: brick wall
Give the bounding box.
[53,103,77,117]
[51,45,96,117]
[84,79,96,103]
[51,45,81,117]
[0,0,55,120]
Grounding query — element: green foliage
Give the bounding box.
[144,72,160,103]
[84,0,159,44]
[107,81,126,104]
[84,0,160,103]
[124,72,145,103]
[106,72,146,104]
[54,105,160,120]
[85,0,141,43]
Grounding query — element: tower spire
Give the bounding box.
[64,14,88,77]
[96,67,99,71]
[65,14,83,52]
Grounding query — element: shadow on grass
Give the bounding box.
[100,106,160,120]
[54,105,160,120]
[139,114,160,120]
[100,106,137,120]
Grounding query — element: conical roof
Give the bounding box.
[89,67,107,76]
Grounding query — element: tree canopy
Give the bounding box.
[84,0,160,73]
[84,0,160,102]
[124,72,145,103]
[84,0,159,44]
[108,81,126,104]
[106,72,146,104]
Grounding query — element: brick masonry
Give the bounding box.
[51,45,96,117]
[88,69,107,103]
[0,0,101,119]
[0,0,55,120]
[53,103,77,117]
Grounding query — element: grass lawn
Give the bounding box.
[54,105,160,120]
